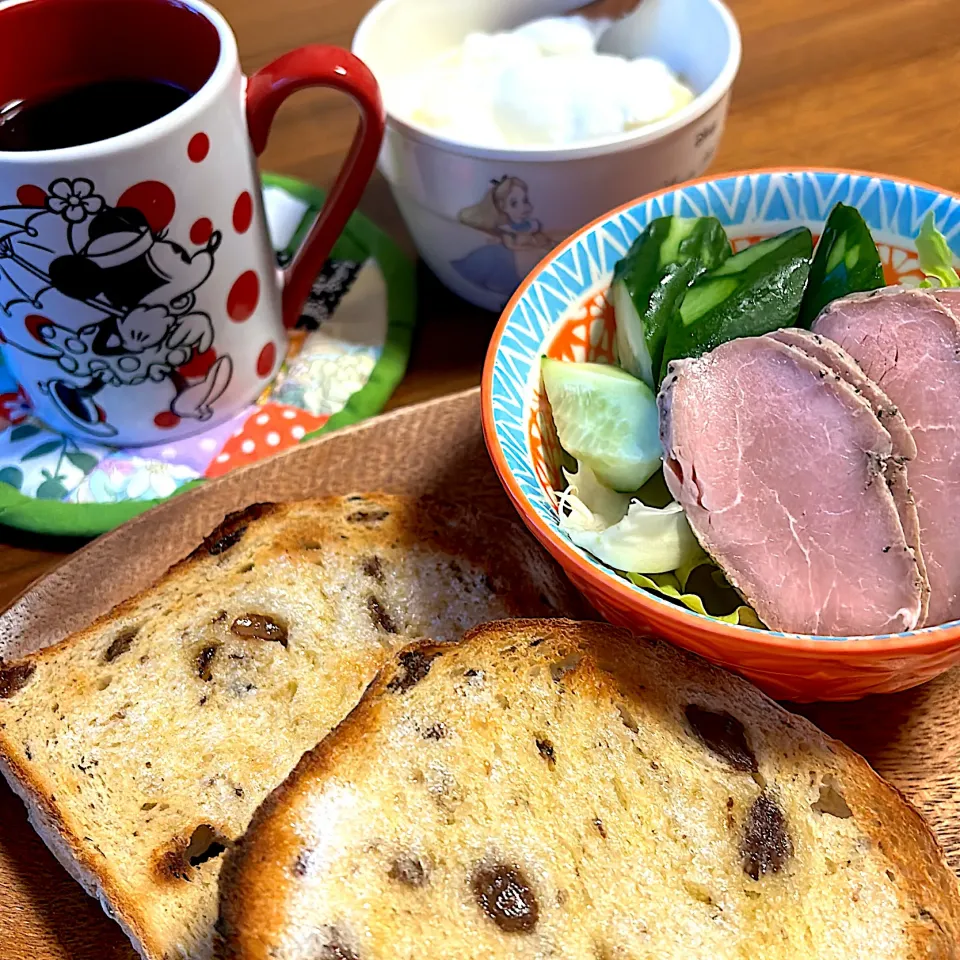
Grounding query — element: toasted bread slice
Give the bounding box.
[220,620,960,960]
[0,496,585,960]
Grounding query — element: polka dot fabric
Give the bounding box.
[204,402,326,478]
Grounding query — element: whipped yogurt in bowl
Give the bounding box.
[354,0,741,311]
[391,16,695,148]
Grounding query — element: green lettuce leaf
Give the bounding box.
[624,556,766,629]
[917,212,960,288]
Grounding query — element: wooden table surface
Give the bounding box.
[3,0,960,603]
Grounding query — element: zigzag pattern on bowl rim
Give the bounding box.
[484,168,960,650]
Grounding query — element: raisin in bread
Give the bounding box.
[219,619,960,960]
[0,496,585,960]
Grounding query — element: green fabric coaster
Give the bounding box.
[0,173,415,536]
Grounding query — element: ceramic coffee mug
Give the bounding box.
[0,0,384,445]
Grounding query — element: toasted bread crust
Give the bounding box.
[220,620,960,960]
[0,497,587,960]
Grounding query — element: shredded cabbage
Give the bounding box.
[558,465,700,574]
[559,464,631,527]
[556,463,765,626]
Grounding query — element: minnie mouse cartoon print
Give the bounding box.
[0,177,232,438]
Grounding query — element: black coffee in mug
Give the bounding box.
[0,78,193,152]
[0,0,384,447]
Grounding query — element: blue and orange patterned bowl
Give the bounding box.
[482,167,960,702]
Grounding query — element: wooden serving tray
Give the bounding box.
[0,388,958,958]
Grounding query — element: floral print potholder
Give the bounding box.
[0,173,415,536]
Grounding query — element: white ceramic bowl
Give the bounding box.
[353,0,741,311]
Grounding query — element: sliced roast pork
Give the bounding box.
[767,328,917,460]
[814,287,960,625]
[659,336,924,636]
[767,328,929,623]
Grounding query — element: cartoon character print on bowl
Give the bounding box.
[451,176,562,300]
[0,177,232,439]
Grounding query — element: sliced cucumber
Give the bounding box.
[672,217,731,273]
[798,202,885,326]
[541,357,661,492]
[612,276,656,387]
[826,233,848,273]
[660,215,699,266]
[710,231,795,275]
[661,227,813,375]
[612,216,730,389]
[678,276,739,326]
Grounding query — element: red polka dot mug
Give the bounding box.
[0,0,384,445]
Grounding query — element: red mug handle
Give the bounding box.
[246,47,385,328]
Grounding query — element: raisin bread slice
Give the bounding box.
[220,619,960,960]
[0,496,585,960]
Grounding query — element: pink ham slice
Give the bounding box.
[659,335,924,636]
[814,287,960,626]
[767,328,917,460]
[766,328,929,624]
